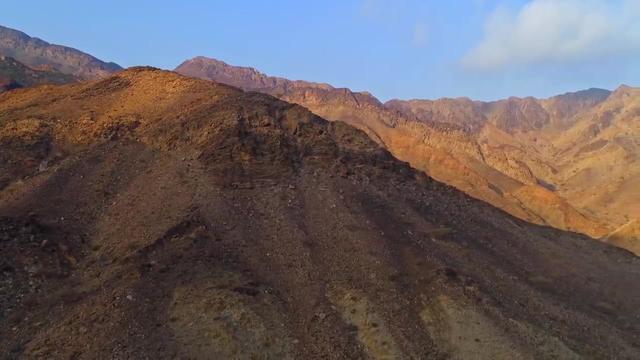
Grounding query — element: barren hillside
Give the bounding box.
[1,68,639,359]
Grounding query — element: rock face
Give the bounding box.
[0,55,77,92]
[175,57,614,242]
[0,25,122,79]
[1,68,639,359]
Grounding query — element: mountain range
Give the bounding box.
[176,56,640,255]
[1,66,639,359]
[1,25,639,359]
[0,25,121,81]
[1,24,636,254]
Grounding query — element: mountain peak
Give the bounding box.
[175,56,337,94]
[180,56,262,74]
[548,87,612,103]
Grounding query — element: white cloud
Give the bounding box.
[412,22,428,48]
[463,0,640,70]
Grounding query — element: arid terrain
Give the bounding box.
[176,57,640,254]
[1,21,639,359]
[1,67,639,359]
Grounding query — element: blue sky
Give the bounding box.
[2,0,639,101]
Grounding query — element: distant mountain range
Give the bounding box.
[0,25,121,81]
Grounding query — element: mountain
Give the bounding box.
[389,89,640,232]
[175,57,611,241]
[394,86,640,228]
[174,56,335,94]
[1,67,639,359]
[385,88,612,133]
[0,55,77,92]
[547,86,640,225]
[0,25,122,79]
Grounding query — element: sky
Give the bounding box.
[2,0,640,101]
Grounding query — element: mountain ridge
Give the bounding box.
[175,56,625,245]
[0,25,122,79]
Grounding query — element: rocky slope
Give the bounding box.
[607,220,640,256]
[392,88,640,254]
[0,25,122,79]
[550,86,640,224]
[0,55,76,92]
[390,88,640,226]
[1,68,639,359]
[175,57,611,240]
